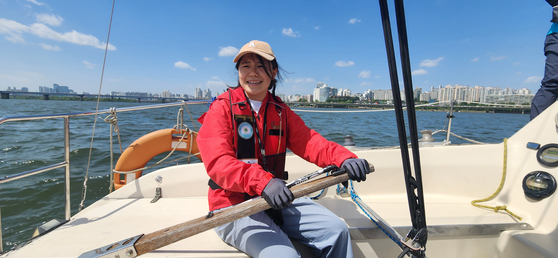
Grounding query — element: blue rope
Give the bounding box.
[309,189,325,200]
[343,180,403,245]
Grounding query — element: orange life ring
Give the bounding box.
[113,128,202,190]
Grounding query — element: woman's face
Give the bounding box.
[238,53,277,101]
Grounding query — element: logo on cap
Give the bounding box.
[249,42,255,47]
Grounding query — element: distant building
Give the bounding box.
[52,83,75,94]
[313,82,337,102]
[6,86,29,92]
[195,88,202,99]
[372,89,393,101]
[161,90,171,98]
[203,88,212,99]
[364,89,374,100]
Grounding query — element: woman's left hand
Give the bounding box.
[342,159,370,182]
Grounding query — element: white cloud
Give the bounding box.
[26,0,44,6]
[412,69,428,75]
[203,57,212,61]
[82,60,95,69]
[471,57,479,62]
[218,46,238,57]
[524,76,542,83]
[294,78,315,84]
[315,26,320,30]
[174,61,196,70]
[40,43,61,51]
[285,78,315,84]
[360,82,372,86]
[358,70,371,78]
[282,28,300,37]
[375,75,381,78]
[212,76,219,80]
[35,13,63,26]
[349,18,361,24]
[335,61,354,67]
[420,57,443,67]
[0,18,116,50]
[0,74,29,82]
[490,55,505,61]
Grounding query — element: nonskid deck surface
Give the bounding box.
[8,197,245,258]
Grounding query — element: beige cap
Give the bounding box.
[233,40,275,63]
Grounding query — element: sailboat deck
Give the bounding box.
[10,190,532,258]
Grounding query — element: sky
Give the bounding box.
[0,0,552,97]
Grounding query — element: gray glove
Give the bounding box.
[262,178,294,210]
[342,158,370,182]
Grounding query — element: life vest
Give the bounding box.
[207,87,288,191]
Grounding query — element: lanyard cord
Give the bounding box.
[243,93,269,170]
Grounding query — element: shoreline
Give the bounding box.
[1,96,531,114]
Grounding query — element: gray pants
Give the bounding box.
[215,197,352,258]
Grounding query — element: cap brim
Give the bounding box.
[233,50,275,63]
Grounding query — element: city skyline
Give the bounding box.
[4,81,534,105]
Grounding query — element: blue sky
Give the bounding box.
[0,0,552,97]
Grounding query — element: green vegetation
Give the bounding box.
[326,96,359,103]
[7,95,165,103]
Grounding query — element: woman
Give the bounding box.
[197,40,370,258]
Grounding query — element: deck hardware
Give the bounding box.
[155,175,163,184]
[526,142,540,150]
[78,234,143,258]
[419,130,435,143]
[343,135,355,146]
[523,171,557,200]
[151,187,162,203]
[336,184,350,197]
[31,218,68,238]
[536,143,558,167]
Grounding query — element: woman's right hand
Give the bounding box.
[262,178,294,210]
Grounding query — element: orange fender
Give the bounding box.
[113,128,201,190]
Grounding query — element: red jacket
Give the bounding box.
[197,87,357,211]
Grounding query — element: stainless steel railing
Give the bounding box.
[0,100,206,253]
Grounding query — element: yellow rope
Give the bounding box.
[471,138,522,221]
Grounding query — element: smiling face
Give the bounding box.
[237,53,277,101]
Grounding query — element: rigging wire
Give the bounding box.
[79,0,116,212]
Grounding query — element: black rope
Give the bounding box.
[394,0,427,235]
[377,0,428,254]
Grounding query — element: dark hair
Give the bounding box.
[234,53,285,102]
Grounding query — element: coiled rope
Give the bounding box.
[471,138,522,220]
[104,107,123,193]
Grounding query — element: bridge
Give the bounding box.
[0,91,197,103]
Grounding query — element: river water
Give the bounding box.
[0,98,530,250]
